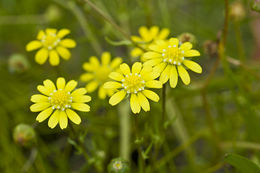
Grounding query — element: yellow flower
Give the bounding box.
[143,38,202,88]
[131,26,170,58]
[30,77,91,129]
[80,52,122,99]
[26,28,76,66]
[104,62,162,114]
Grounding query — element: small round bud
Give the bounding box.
[178,32,197,45]
[251,0,260,13]
[108,158,130,173]
[44,5,62,23]
[203,40,218,58]
[230,1,246,21]
[8,54,30,73]
[13,124,36,148]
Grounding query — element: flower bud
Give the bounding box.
[45,5,62,23]
[8,54,30,73]
[203,40,218,57]
[230,1,246,21]
[178,32,197,45]
[108,158,130,173]
[13,124,36,148]
[251,0,260,13]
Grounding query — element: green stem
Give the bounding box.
[119,101,130,160]
[134,116,144,173]
[162,84,166,123]
[234,21,245,62]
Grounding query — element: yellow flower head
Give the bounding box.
[80,52,122,99]
[26,28,76,66]
[143,38,202,88]
[30,77,91,129]
[104,62,162,114]
[131,26,170,58]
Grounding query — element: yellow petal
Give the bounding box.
[36,107,53,122]
[130,94,141,114]
[149,26,159,38]
[57,77,66,89]
[137,92,150,112]
[109,72,124,81]
[57,29,70,38]
[86,81,99,92]
[30,102,50,112]
[82,62,94,71]
[60,39,76,48]
[183,60,202,73]
[185,50,200,57]
[72,88,87,97]
[101,52,111,65]
[177,65,190,85]
[65,80,78,92]
[48,110,60,129]
[104,81,122,89]
[180,42,192,50]
[142,90,159,102]
[26,41,42,51]
[131,36,142,42]
[139,26,149,40]
[46,28,57,34]
[153,62,167,74]
[31,94,48,103]
[80,73,94,82]
[144,58,162,67]
[131,48,143,57]
[158,28,170,39]
[56,46,71,60]
[111,57,122,68]
[37,30,45,40]
[98,86,106,99]
[59,111,68,129]
[169,66,178,88]
[49,50,60,66]
[89,56,100,67]
[37,85,51,96]
[43,79,56,91]
[169,38,179,46]
[35,48,48,65]
[109,90,126,106]
[71,103,90,112]
[145,80,162,88]
[73,95,91,103]
[132,62,142,74]
[143,52,161,60]
[66,109,81,125]
[120,63,131,75]
[159,65,172,84]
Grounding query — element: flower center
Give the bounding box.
[41,33,60,50]
[49,89,72,111]
[95,65,111,82]
[122,73,145,94]
[113,161,123,170]
[162,45,185,65]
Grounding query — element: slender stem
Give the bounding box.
[221,141,260,150]
[134,116,144,173]
[234,21,245,62]
[119,101,130,160]
[83,0,146,52]
[162,84,166,123]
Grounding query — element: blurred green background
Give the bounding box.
[1,0,260,172]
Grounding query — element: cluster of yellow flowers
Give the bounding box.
[27,26,202,129]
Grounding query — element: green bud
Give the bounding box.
[108,158,130,173]
[45,5,62,23]
[230,1,246,21]
[251,0,260,12]
[13,124,36,148]
[178,32,197,45]
[8,54,30,73]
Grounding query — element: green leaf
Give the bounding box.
[224,153,260,173]
[105,37,132,46]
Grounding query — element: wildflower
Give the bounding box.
[131,26,170,58]
[26,28,76,66]
[143,38,202,88]
[80,52,122,99]
[30,77,91,129]
[108,158,130,173]
[8,53,30,73]
[104,62,162,114]
[230,1,246,21]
